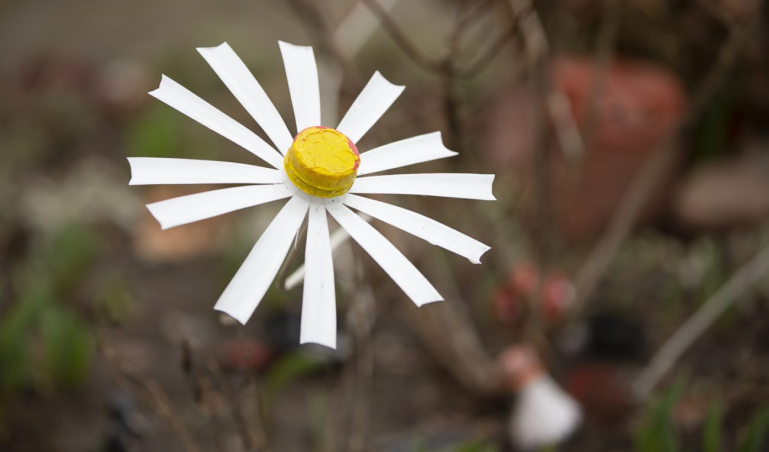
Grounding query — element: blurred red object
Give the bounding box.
[493,285,521,325]
[492,263,576,325]
[552,56,687,241]
[511,263,539,297]
[565,363,631,425]
[218,339,273,371]
[485,56,687,242]
[542,273,576,322]
[498,344,544,391]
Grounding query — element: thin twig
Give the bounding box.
[181,340,228,451]
[454,24,518,78]
[204,348,267,452]
[580,0,623,155]
[363,0,515,78]
[345,285,376,452]
[573,19,758,311]
[633,242,769,400]
[508,0,549,64]
[441,0,468,153]
[283,0,363,87]
[360,0,443,72]
[99,337,201,452]
[400,250,506,396]
[238,326,271,452]
[455,0,495,36]
[506,0,557,350]
[547,88,585,163]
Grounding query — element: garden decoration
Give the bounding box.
[128,41,495,349]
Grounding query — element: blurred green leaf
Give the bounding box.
[46,223,101,294]
[39,306,95,390]
[0,282,53,393]
[125,104,182,158]
[263,351,326,408]
[635,377,686,452]
[0,400,7,444]
[411,438,429,452]
[453,439,498,452]
[96,276,137,325]
[739,406,769,452]
[703,399,723,452]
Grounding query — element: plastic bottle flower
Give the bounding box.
[499,345,581,449]
[128,42,495,348]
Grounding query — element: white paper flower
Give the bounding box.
[128,42,495,348]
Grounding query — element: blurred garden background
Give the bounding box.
[2,0,769,450]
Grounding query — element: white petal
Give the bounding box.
[358,131,457,176]
[300,204,337,348]
[350,174,496,200]
[149,75,283,168]
[214,196,309,324]
[128,157,281,185]
[336,71,404,144]
[198,43,294,153]
[343,194,490,264]
[146,184,291,230]
[279,41,321,133]
[327,204,441,306]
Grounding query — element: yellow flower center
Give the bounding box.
[284,126,360,198]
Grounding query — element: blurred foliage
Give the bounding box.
[634,376,769,451]
[124,87,231,162]
[703,399,723,452]
[38,305,95,390]
[0,282,51,394]
[263,350,327,409]
[46,222,101,293]
[125,104,183,159]
[0,223,108,398]
[96,276,138,325]
[452,440,498,452]
[411,438,498,452]
[635,377,685,452]
[739,406,769,452]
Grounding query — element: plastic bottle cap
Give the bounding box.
[284,126,360,198]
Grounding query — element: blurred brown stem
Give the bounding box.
[506,0,556,350]
[400,253,505,396]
